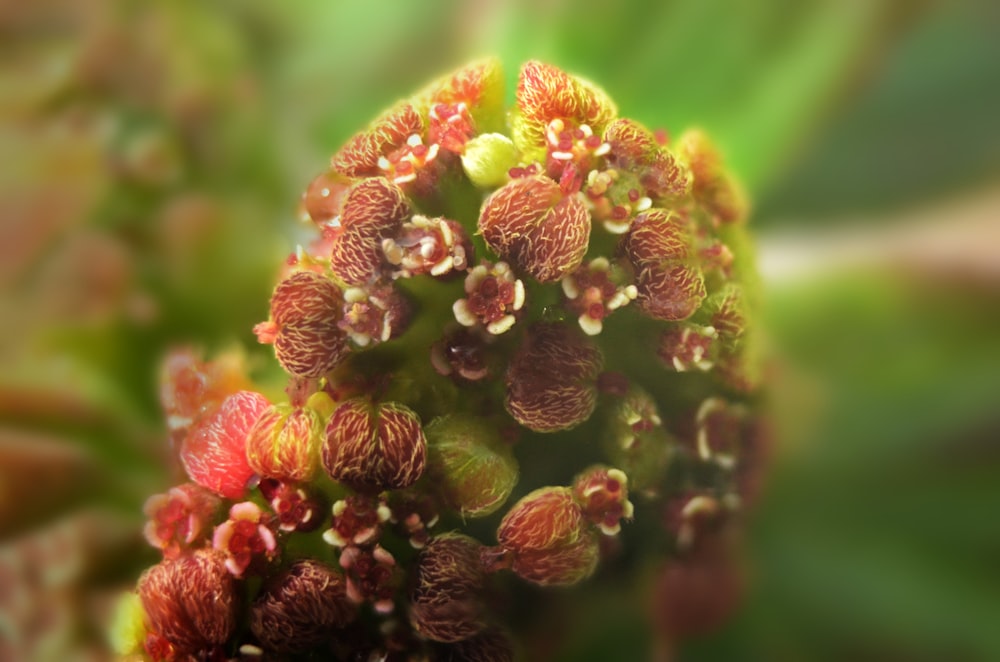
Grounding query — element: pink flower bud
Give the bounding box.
[425,414,518,518]
[504,323,603,432]
[409,533,488,642]
[180,390,269,499]
[496,486,599,586]
[250,559,357,654]
[261,271,350,378]
[159,348,250,444]
[603,118,690,199]
[329,177,412,285]
[143,483,221,559]
[332,103,425,178]
[137,549,238,657]
[622,209,706,321]
[246,402,325,482]
[321,398,427,493]
[478,175,590,283]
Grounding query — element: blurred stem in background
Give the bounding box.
[1,0,998,660]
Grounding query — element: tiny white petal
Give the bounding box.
[513,279,526,311]
[579,314,602,336]
[487,314,516,335]
[453,300,477,327]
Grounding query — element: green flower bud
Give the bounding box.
[461,133,518,189]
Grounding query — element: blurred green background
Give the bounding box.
[2,0,998,660]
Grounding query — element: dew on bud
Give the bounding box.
[504,322,603,432]
[409,533,488,642]
[302,169,353,225]
[478,175,590,283]
[322,398,427,492]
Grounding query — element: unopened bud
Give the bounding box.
[322,398,427,492]
[332,103,424,178]
[180,390,269,499]
[479,175,590,283]
[409,533,488,642]
[496,486,598,586]
[136,549,238,657]
[505,323,603,432]
[438,627,516,662]
[603,118,690,199]
[250,559,356,654]
[676,128,748,225]
[425,414,518,518]
[302,169,353,224]
[330,177,412,285]
[246,400,327,482]
[462,133,518,188]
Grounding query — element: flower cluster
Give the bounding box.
[117,59,766,660]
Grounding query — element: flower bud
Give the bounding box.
[322,398,427,492]
[462,133,519,188]
[159,348,250,444]
[571,465,634,536]
[136,549,238,657]
[250,559,356,654]
[409,533,488,642]
[143,482,221,559]
[425,414,518,518]
[330,177,412,285]
[603,118,690,199]
[496,487,598,586]
[302,168,353,224]
[260,271,350,378]
[417,57,506,136]
[676,128,748,225]
[246,401,326,482]
[438,628,516,662]
[658,323,718,372]
[332,102,425,178]
[512,60,617,162]
[504,323,602,432]
[602,387,674,496]
[260,478,326,533]
[478,175,590,283]
[622,209,706,321]
[180,390,269,499]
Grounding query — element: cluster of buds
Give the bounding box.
[118,58,766,660]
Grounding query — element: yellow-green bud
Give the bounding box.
[461,133,519,189]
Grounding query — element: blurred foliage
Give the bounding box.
[1,0,998,659]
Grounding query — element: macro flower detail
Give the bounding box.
[127,57,765,659]
[321,398,427,492]
[180,390,270,499]
[478,174,590,283]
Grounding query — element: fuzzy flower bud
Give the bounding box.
[250,559,356,654]
[495,486,599,587]
[438,628,516,662]
[505,323,603,432]
[246,398,328,482]
[332,103,425,178]
[322,398,427,492]
[478,175,590,283]
[409,533,488,642]
[621,208,706,321]
[180,390,269,499]
[425,414,519,518]
[462,132,519,188]
[301,168,353,224]
[136,549,238,658]
[257,270,350,378]
[143,483,221,559]
[330,177,412,285]
[676,128,748,225]
[603,118,690,199]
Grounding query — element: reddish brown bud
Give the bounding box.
[425,414,519,518]
[622,209,706,321]
[417,57,506,136]
[302,169,353,224]
[504,323,602,432]
[250,559,356,654]
[478,175,590,283]
[330,177,412,285]
[322,398,427,492]
[332,103,424,178]
[265,271,350,378]
[676,128,748,225]
[246,402,326,482]
[136,549,238,657]
[180,390,269,499]
[603,118,690,199]
[409,533,488,642]
[438,628,516,662]
[513,60,617,161]
[496,487,599,586]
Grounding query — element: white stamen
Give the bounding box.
[348,332,371,347]
[453,300,477,327]
[599,522,621,536]
[323,528,346,547]
[425,143,440,162]
[603,220,631,235]
[377,504,392,522]
[332,500,347,517]
[439,219,453,245]
[561,276,580,299]
[637,196,652,212]
[487,314,516,335]
[344,287,367,304]
[239,644,264,657]
[430,256,454,276]
[513,279,526,310]
[377,156,391,170]
[382,238,403,265]
[393,173,417,185]
[406,133,422,147]
[551,151,574,161]
[608,468,628,486]
[579,314,602,336]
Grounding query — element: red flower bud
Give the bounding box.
[496,487,598,586]
[409,533,488,642]
[424,414,519,518]
[246,402,325,482]
[622,209,706,321]
[330,177,412,285]
[250,559,356,654]
[478,175,590,283]
[322,398,427,492]
[332,103,424,178]
[180,390,269,499]
[603,118,690,199]
[504,323,603,432]
[137,549,238,657]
